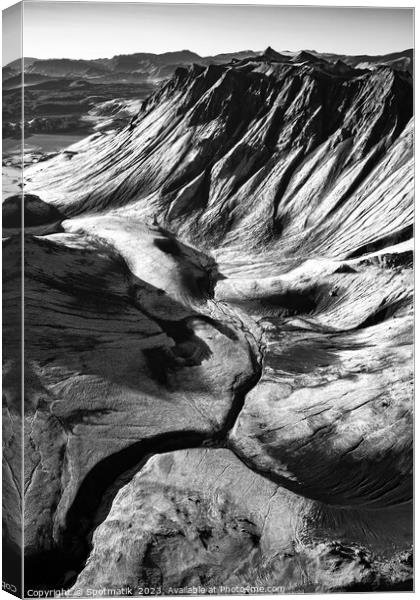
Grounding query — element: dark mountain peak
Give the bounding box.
[174,66,189,80]
[173,63,205,82]
[262,46,285,61]
[334,58,352,71]
[325,58,367,77]
[292,50,325,64]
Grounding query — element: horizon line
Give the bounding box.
[5,45,414,66]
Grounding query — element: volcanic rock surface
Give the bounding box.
[2,47,413,593]
[71,449,412,594]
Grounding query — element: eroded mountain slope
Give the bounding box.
[26,55,412,255]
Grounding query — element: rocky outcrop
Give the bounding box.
[2,193,64,235]
[70,449,412,594]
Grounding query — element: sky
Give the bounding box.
[2,1,414,65]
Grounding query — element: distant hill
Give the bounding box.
[6,56,37,69]
[315,48,413,74]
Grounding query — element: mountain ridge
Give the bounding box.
[25,52,413,256]
[3,46,413,139]
[4,47,413,76]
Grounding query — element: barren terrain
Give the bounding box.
[2,46,414,594]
